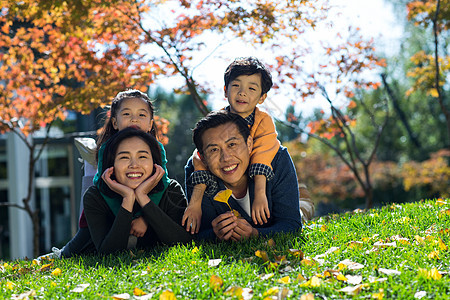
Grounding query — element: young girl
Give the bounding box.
[38,89,173,258]
[84,127,191,254]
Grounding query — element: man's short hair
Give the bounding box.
[193,110,250,155]
[224,57,273,96]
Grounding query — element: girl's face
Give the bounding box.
[113,136,154,189]
[112,97,153,133]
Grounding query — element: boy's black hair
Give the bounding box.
[193,110,250,155]
[224,57,273,95]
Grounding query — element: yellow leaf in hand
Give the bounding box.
[232,209,241,217]
[210,275,223,292]
[214,189,233,206]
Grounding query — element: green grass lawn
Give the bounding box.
[1,198,449,299]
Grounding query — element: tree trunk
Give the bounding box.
[32,211,40,258]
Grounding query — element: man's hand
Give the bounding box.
[211,211,237,241]
[130,217,148,238]
[231,218,258,241]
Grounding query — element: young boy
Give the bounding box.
[182,57,280,233]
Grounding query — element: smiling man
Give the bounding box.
[185,111,302,241]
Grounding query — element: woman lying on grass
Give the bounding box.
[84,127,192,254]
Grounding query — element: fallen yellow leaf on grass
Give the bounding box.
[436,198,447,206]
[300,258,317,267]
[112,293,130,299]
[372,288,384,299]
[51,268,62,276]
[300,276,321,287]
[288,249,304,259]
[134,287,146,296]
[224,286,243,298]
[263,287,279,297]
[300,293,315,300]
[415,235,426,245]
[6,281,14,290]
[336,273,348,282]
[438,237,448,251]
[418,267,442,280]
[427,250,440,260]
[39,263,53,272]
[255,250,270,263]
[159,290,176,300]
[210,275,223,292]
[297,273,306,281]
[277,276,290,284]
[267,239,276,247]
[338,283,369,295]
[347,241,364,249]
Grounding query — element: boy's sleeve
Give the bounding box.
[249,109,280,180]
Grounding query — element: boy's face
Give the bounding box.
[225,73,267,118]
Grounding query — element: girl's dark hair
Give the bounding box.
[99,127,164,198]
[96,89,158,157]
[224,56,273,96]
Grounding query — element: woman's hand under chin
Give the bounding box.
[102,167,135,212]
[135,164,165,206]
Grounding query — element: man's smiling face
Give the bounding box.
[200,122,253,190]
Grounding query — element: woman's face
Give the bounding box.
[112,97,154,133]
[113,136,154,189]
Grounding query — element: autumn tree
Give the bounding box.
[406,0,450,148]
[272,26,388,209]
[0,1,153,256]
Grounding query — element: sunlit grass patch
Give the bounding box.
[1,198,449,299]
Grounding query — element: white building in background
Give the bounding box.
[0,112,99,260]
